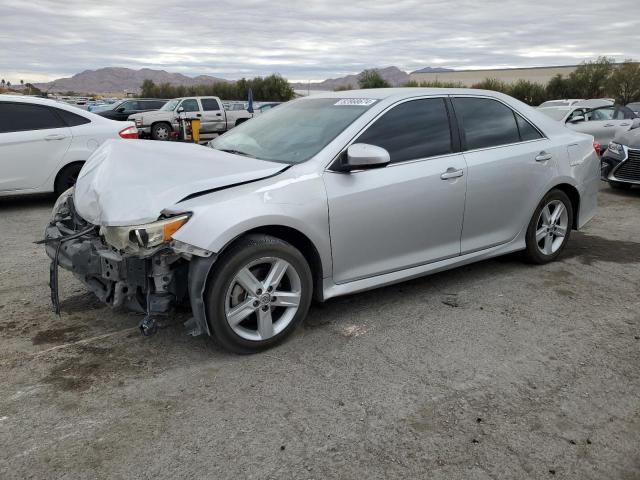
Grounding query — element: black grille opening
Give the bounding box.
[614,149,640,182]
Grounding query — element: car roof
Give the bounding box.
[0,94,110,121]
[299,88,524,104]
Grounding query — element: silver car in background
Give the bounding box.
[45,88,600,353]
[539,103,639,147]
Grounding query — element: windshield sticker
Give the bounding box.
[334,98,377,106]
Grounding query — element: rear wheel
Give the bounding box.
[54,163,83,195]
[204,234,313,354]
[151,122,172,141]
[523,189,573,264]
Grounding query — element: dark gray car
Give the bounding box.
[602,128,640,189]
[97,99,167,121]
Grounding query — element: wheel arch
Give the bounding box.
[53,160,85,194]
[549,182,580,229]
[219,225,325,302]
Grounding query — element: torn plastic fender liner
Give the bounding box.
[187,253,219,336]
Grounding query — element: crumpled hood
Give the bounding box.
[74,139,286,226]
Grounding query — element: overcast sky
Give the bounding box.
[1,0,639,83]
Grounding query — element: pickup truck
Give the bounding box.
[128,96,252,141]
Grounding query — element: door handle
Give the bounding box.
[196,114,202,117]
[620,122,630,126]
[535,151,553,162]
[44,134,67,141]
[216,113,222,117]
[603,123,614,127]
[440,168,464,180]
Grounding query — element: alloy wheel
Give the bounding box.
[224,257,302,341]
[535,199,569,255]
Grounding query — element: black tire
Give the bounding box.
[523,189,574,264]
[609,180,632,190]
[151,122,172,141]
[204,234,313,354]
[54,163,83,195]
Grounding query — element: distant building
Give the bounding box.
[410,65,578,86]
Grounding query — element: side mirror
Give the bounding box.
[631,118,640,130]
[116,107,125,113]
[335,143,390,172]
[568,115,585,124]
[177,106,184,113]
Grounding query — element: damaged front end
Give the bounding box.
[44,188,214,335]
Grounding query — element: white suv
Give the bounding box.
[0,95,138,196]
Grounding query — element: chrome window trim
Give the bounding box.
[449,94,548,151]
[325,94,549,172]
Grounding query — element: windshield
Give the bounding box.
[539,108,569,121]
[211,98,377,164]
[161,99,180,111]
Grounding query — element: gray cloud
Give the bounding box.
[1,0,639,83]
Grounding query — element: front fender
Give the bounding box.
[170,172,332,277]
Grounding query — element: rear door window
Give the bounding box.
[356,98,453,163]
[0,102,67,133]
[453,97,521,150]
[201,99,221,111]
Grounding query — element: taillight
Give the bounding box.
[119,125,139,139]
[593,142,601,156]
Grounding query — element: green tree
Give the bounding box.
[358,70,391,89]
[471,78,509,93]
[138,74,294,101]
[545,74,575,100]
[607,60,640,104]
[568,56,614,98]
[404,79,464,88]
[508,80,547,105]
[0,79,4,88]
[334,84,354,91]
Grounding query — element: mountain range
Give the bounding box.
[34,67,228,94]
[34,66,455,94]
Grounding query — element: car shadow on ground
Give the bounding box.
[0,193,56,210]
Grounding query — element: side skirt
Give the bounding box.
[322,238,526,301]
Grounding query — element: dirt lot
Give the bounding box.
[0,185,639,479]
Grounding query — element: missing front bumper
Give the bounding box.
[44,223,187,314]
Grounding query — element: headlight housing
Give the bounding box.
[103,214,190,252]
[51,187,74,221]
[607,142,624,155]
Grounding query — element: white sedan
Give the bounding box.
[0,95,138,196]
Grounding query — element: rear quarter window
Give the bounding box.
[54,108,91,126]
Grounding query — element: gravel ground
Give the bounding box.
[0,185,639,480]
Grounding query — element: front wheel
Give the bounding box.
[151,122,172,141]
[523,189,573,264]
[204,234,313,354]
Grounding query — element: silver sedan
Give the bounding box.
[46,88,600,353]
